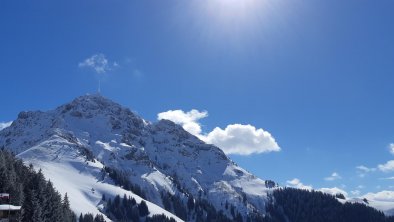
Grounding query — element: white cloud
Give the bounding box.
[157,109,208,136]
[390,143,394,155]
[381,177,394,180]
[356,165,376,173]
[324,172,342,181]
[203,124,280,155]
[157,109,280,155]
[356,143,394,175]
[319,187,348,197]
[0,121,12,131]
[285,178,350,199]
[286,178,313,190]
[363,190,394,202]
[356,165,376,178]
[378,160,394,172]
[363,191,394,215]
[351,190,361,196]
[79,53,117,74]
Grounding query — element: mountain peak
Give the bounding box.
[0,94,272,221]
[65,93,120,110]
[55,94,139,120]
[73,93,107,101]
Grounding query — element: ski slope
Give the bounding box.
[18,136,183,222]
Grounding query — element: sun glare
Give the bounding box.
[208,0,264,18]
[195,0,269,30]
[188,0,270,47]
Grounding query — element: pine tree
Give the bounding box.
[0,150,76,222]
[131,207,140,222]
[93,214,106,222]
[138,200,150,217]
[42,180,64,222]
[31,194,43,222]
[63,193,74,222]
[23,188,43,222]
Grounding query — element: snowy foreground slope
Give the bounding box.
[0,94,272,220]
[16,136,182,221]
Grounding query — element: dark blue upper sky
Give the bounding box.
[1,0,394,196]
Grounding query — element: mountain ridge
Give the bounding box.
[2,94,392,221]
[0,94,271,221]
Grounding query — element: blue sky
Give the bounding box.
[1,0,394,198]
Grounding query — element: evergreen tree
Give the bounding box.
[93,214,106,222]
[63,193,74,222]
[138,200,150,217]
[23,189,42,222]
[266,187,394,222]
[0,150,76,222]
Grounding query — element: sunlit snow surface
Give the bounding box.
[1,94,392,219]
[0,95,272,220]
[18,136,183,221]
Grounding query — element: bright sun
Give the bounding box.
[210,0,263,17]
[185,0,275,47]
[196,0,269,27]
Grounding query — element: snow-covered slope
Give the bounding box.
[0,94,273,220]
[17,135,182,221]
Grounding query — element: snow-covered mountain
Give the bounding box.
[0,94,273,221]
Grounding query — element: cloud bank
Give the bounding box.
[319,187,348,197]
[157,109,280,155]
[286,178,349,198]
[203,124,280,155]
[362,191,394,215]
[390,143,394,155]
[286,178,313,190]
[364,190,394,202]
[0,121,12,131]
[378,160,394,172]
[157,109,208,136]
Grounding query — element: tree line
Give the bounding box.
[103,194,177,222]
[265,187,394,222]
[4,148,394,222]
[0,149,75,222]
